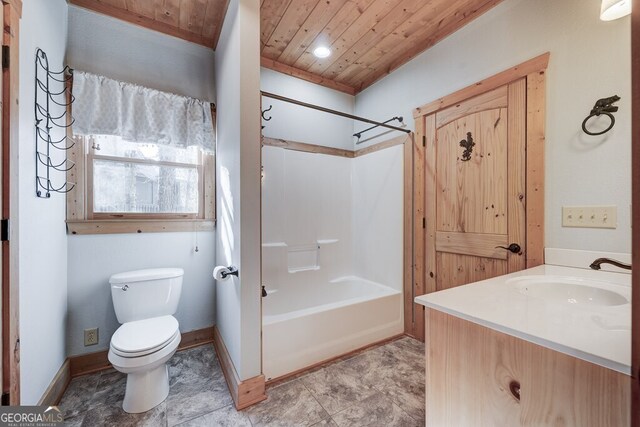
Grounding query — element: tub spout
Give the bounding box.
[589,258,631,271]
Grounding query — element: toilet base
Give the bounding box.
[122,364,169,413]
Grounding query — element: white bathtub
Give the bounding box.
[262,276,403,381]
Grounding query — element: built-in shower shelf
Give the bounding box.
[288,266,320,274]
[262,242,287,248]
[262,240,338,247]
[317,239,339,245]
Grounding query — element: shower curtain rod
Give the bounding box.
[261,91,411,134]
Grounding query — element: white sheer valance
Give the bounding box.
[72,71,215,151]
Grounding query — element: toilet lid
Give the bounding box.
[111,316,179,356]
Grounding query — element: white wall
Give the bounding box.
[261,144,403,294]
[66,234,215,356]
[65,6,217,356]
[355,0,631,254]
[19,0,69,404]
[352,145,404,289]
[262,147,354,292]
[67,5,215,100]
[260,68,355,150]
[214,0,262,380]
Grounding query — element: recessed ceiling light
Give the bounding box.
[313,46,331,59]
[600,0,631,21]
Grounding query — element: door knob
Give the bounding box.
[495,243,521,254]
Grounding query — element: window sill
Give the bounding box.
[66,219,215,235]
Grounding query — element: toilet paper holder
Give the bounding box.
[220,266,239,279]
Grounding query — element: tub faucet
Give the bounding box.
[589,258,631,271]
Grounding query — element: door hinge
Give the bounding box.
[1,392,9,406]
[422,135,426,147]
[2,45,9,69]
[422,217,426,229]
[1,219,9,241]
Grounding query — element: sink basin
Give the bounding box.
[508,276,629,307]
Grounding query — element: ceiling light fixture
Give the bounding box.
[313,46,331,59]
[600,0,631,21]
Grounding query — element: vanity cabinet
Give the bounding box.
[425,308,630,426]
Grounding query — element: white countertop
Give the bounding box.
[415,265,631,375]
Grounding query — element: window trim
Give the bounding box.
[66,103,216,235]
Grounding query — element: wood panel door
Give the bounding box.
[407,55,547,342]
[428,80,526,292]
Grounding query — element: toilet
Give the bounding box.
[108,268,184,413]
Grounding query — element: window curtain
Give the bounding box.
[72,71,215,151]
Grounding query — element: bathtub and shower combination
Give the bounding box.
[261,144,405,381]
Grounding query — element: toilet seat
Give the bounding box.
[111,315,179,358]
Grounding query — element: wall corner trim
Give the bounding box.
[212,326,266,410]
[38,359,70,406]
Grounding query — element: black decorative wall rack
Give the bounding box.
[34,48,75,198]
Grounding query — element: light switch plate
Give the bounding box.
[562,206,617,229]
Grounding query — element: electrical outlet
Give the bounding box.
[562,206,617,229]
[84,328,99,346]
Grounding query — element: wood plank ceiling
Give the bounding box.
[261,0,504,95]
[69,0,230,48]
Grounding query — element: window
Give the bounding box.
[89,136,203,218]
[67,135,215,234]
[66,71,216,235]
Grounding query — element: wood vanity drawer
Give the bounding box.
[425,309,630,426]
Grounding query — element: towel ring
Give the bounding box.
[581,112,615,136]
[581,95,620,136]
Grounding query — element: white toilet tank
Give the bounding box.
[109,268,184,323]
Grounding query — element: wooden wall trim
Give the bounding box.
[506,79,527,273]
[69,326,215,377]
[1,0,20,17]
[525,70,546,268]
[38,359,70,406]
[353,134,409,157]
[212,326,266,410]
[262,134,411,159]
[262,137,355,158]
[408,118,427,341]
[403,136,414,336]
[260,57,357,96]
[631,0,639,423]
[2,2,20,405]
[66,219,215,235]
[413,52,550,118]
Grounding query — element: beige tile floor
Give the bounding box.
[59,336,425,426]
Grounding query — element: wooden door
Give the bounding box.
[428,81,526,292]
[407,54,547,342]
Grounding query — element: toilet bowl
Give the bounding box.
[108,268,184,413]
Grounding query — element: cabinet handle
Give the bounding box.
[509,380,521,401]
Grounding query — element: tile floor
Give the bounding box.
[59,336,425,426]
